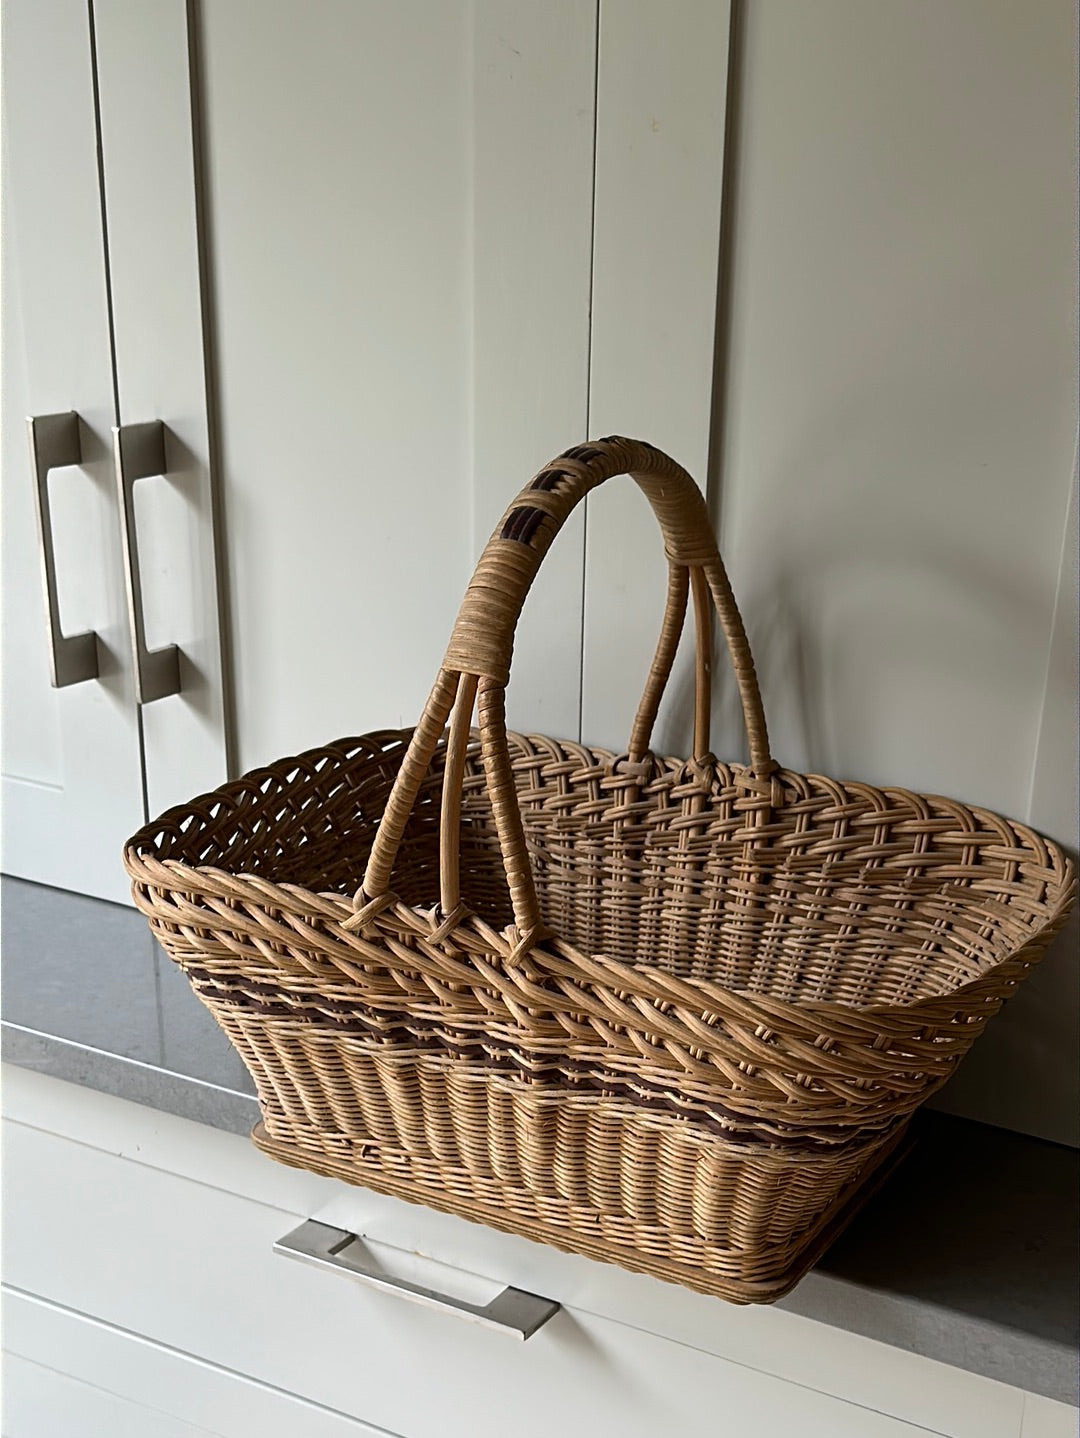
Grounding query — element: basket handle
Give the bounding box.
[349,437,773,945]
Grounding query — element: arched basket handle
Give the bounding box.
[349,437,774,945]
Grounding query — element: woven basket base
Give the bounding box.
[251,1119,912,1305]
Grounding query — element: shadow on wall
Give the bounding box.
[932,904,1078,1146]
[711,523,1053,815]
[643,517,1049,813]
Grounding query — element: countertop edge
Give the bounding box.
[2,1023,260,1136]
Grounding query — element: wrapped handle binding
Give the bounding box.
[351,437,773,944]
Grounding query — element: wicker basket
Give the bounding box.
[124,437,1075,1303]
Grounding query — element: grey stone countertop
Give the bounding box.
[3,875,1076,1405]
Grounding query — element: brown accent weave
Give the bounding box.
[124,437,1075,1302]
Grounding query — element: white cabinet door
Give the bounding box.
[195,0,601,772]
[2,0,230,902]
[196,0,737,774]
[711,0,1078,1145]
[92,0,230,818]
[1,0,146,903]
[470,0,597,740]
[583,0,731,758]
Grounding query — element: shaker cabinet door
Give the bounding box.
[1,0,145,903]
[91,0,230,818]
[194,0,599,770]
[3,0,230,903]
[195,0,734,774]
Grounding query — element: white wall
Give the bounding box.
[712,0,1077,1143]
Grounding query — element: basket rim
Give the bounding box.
[123,729,1077,1024]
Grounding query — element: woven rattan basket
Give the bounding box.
[124,437,1075,1303]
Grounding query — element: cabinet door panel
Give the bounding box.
[199,0,470,770]
[1,0,145,902]
[198,2,595,776]
[472,0,596,740]
[714,0,1078,1144]
[197,0,596,773]
[92,0,230,816]
[582,0,731,757]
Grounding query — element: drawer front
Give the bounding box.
[5,1115,935,1438]
[3,1289,385,1438]
[3,1353,215,1438]
[3,1067,1027,1438]
[1021,1393,1080,1438]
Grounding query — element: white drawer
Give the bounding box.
[3,1289,383,1438]
[1021,1393,1080,1438]
[2,1067,1027,1438]
[3,1352,215,1438]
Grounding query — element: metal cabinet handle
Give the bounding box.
[27,412,100,687]
[113,421,181,702]
[274,1220,560,1340]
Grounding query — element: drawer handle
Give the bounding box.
[273,1220,560,1340]
[112,421,182,702]
[27,412,100,687]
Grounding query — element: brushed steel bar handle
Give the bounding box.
[27,412,100,687]
[274,1220,560,1340]
[113,421,181,702]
